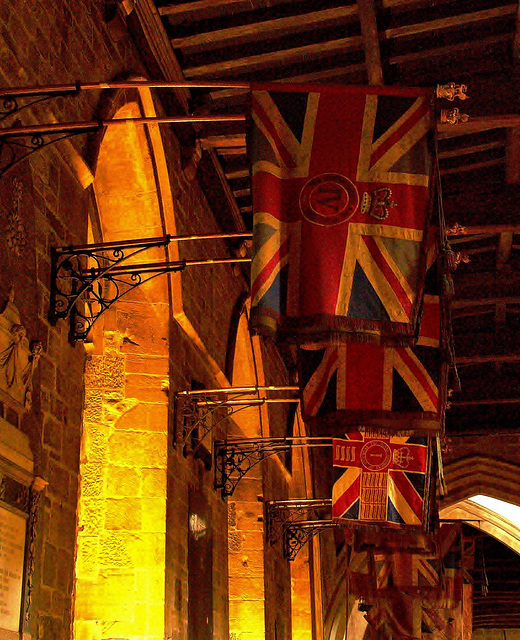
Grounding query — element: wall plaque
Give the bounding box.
[0,506,26,632]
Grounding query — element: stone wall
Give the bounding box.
[0,3,313,640]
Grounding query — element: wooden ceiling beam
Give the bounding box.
[452,295,520,309]
[170,6,358,53]
[438,114,520,138]
[448,223,520,235]
[183,36,364,78]
[438,142,503,160]
[200,134,245,149]
[159,0,293,20]
[357,0,383,85]
[384,4,517,39]
[513,0,520,63]
[506,127,520,183]
[388,33,510,72]
[440,158,505,175]
[456,353,520,365]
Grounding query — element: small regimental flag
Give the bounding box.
[332,432,431,527]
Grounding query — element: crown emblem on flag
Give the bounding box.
[393,446,413,468]
[361,187,397,221]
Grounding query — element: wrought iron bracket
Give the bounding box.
[173,393,232,449]
[283,520,340,561]
[0,125,97,178]
[173,390,297,449]
[214,438,292,498]
[266,499,332,545]
[49,236,184,342]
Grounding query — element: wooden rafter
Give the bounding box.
[357,0,383,85]
[384,4,517,39]
[452,296,520,309]
[159,0,294,20]
[439,158,505,175]
[183,36,364,77]
[438,114,520,138]
[456,353,520,365]
[438,142,504,160]
[389,33,510,66]
[170,6,358,53]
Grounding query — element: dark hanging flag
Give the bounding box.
[300,237,447,435]
[249,83,436,345]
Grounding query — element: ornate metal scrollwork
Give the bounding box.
[283,520,339,561]
[0,124,93,178]
[49,238,186,341]
[266,499,332,545]
[214,438,292,498]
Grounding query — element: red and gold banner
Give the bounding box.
[249,83,436,345]
[332,432,431,528]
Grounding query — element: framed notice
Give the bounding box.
[0,506,26,633]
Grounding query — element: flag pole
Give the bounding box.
[0,79,252,99]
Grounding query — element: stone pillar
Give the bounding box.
[74,332,167,640]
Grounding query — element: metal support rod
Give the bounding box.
[58,231,252,253]
[76,256,251,277]
[196,398,300,406]
[0,114,246,138]
[0,80,253,99]
[178,385,300,395]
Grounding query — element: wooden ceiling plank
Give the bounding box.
[438,141,503,160]
[357,0,384,85]
[506,127,520,183]
[452,296,520,309]
[171,6,358,53]
[200,133,246,148]
[497,231,514,266]
[513,0,520,61]
[389,33,510,66]
[438,114,520,138]
[159,0,293,19]
[183,36,364,78]
[451,397,520,406]
[384,4,517,39]
[448,223,520,236]
[456,353,520,365]
[225,168,249,180]
[440,158,505,175]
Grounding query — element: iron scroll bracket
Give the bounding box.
[49,234,252,342]
[174,389,299,449]
[265,499,332,545]
[49,236,183,342]
[283,520,340,561]
[214,438,292,498]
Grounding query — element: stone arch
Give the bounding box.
[442,455,520,508]
[74,86,176,640]
[440,455,520,554]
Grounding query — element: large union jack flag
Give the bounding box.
[300,239,446,434]
[249,83,436,345]
[332,432,431,527]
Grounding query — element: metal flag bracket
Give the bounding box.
[214,437,332,498]
[265,498,332,545]
[49,232,252,342]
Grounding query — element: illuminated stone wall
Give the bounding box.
[0,4,315,640]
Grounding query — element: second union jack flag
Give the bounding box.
[249,83,435,345]
[300,239,446,434]
[332,432,431,527]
